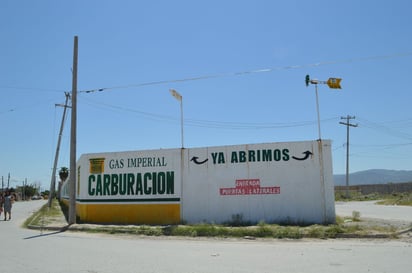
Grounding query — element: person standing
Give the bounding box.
[3,191,13,221]
[0,193,4,218]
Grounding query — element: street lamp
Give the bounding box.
[169,89,185,220]
[169,89,184,148]
[311,79,322,140]
[305,75,342,140]
[305,75,342,223]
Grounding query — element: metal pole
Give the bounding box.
[314,84,322,140]
[169,89,184,148]
[48,92,70,207]
[169,88,185,221]
[180,95,184,220]
[69,36,78,224]
[311,82,327,222]
[314,84,326,222]
[180,98,184,149]
[317,139,327,223]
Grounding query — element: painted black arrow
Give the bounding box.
[190,156,209,165]
[292,151,313,161]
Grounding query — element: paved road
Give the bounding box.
[335,200,412,222]
[1,200,412,273]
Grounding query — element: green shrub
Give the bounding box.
[352,211,361,221]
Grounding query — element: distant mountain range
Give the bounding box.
[334,169,412,186]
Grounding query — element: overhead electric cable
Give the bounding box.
[351,142,412,148]
[79,52,412,94]
[1,52,411,94]
[80,96,339,130]
[357,116,412,141]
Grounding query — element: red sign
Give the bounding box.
[220,179,280,196]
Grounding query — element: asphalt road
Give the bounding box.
[336,200,412,222]
[1,200,411,273]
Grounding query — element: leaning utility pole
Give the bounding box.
[69,36,78,224]
[339,115,358,198]
[48,92,71,208]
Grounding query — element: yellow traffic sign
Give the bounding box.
[327,78,342,89]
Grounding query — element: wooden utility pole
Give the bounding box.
[48,92,71,208]
[69,36,78,224]
[339,115,358,198]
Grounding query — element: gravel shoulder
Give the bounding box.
[335,201,412,241]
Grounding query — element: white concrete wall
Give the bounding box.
[182,140,335,224]
[72,140,335,225]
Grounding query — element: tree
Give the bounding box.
[17,184,37,200]
[57,167,69,200]
[59,167,69,181]
[41,190,50,197]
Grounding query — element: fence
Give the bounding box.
[335,182,412,195]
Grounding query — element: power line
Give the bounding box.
[0,51,411,95]
[80,96,339,130]
[351,142,412,148]
[357,116,412,141]
[79,52,412,94]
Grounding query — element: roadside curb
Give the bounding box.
[397,226,412,235]
[27,224,71,232]
[25,200,412,240]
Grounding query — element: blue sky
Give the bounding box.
[1,0,412,189]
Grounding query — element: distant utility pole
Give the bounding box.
[22,178,27,201]
[69,36,78,224]
[48,92,71,208]
[339,115,358,198]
